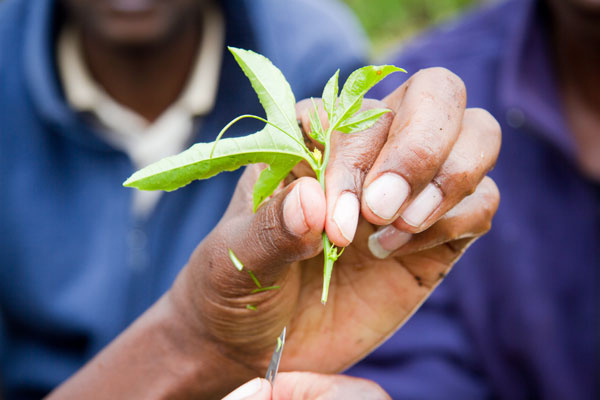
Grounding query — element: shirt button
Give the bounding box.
[127,229,148,271]
[127,228,147,251]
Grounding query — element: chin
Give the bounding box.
[95,12,177,46]
[61,0,200,47]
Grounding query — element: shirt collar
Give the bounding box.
[57,5,225,120]
[499,0,576,159]
[23,0,257,149]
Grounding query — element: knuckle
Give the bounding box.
[475,177,500,232]
[418,67,466,106]
[406,140,440,172]
[362,98,389,110]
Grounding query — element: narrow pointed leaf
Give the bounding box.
[332,65,405,129]
[125,48,310,195]
[322,69,339,121]
[228,47,303,145]
[308,98,325,144]
[252,157,299,211]
[123,128,305,191]
[336,108,391,134]
[229,249,245,271]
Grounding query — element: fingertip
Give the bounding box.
[222,378,271,400]
[326,191,360,247]
[283,178,325,236]
[296,177,326,233]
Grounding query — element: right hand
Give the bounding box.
[223,373,390,400]
[169,67,500,389]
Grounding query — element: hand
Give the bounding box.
[223,373,390,400]
[169,67,500,390]
[47,68,500,400]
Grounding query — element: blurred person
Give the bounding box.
[346,0,600,398]
[0,0,502,399]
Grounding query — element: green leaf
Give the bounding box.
[247,270,262,289]
[308,98,325,145]
[322,69,339,121]
[229,249,244,271]
[336,108,391,134]
[251,285,281,294]
[228,47,303,145]
[332,65,405,129]
[124,48,310,206]
[123,128,305,191]
[252,157,298,212]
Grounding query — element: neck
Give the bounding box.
[78,20,201,122]
[548,2,600,180]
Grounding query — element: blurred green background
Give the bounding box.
[341,0,482,57]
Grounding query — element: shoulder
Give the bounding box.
[0,0,28,55]
[374,0,526,99]
[245,0,367,98]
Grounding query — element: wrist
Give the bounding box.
[160,289,259,398]
[48,291,257,400]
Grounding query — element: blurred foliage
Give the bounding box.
[342,0,482,56]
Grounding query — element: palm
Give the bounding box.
[281,217,462,373]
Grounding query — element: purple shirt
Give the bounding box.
[347,0,599,398]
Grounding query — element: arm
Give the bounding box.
[47,294,256,399]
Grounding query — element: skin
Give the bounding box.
[546,0,600,180]
[60,0,207,121]
[224,373,391,400]
[48,67,501,399]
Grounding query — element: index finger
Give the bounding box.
[361,67,467,225]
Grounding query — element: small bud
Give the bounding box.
[313,148,322,163]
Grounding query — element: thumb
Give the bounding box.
[222,378,271,400]
[180,167,325,351]
[197,167,326,294]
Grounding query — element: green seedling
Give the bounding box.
[124,47,404,304]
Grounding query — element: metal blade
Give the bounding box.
[265,326,286,383]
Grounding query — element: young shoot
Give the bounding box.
[124,47,404,304]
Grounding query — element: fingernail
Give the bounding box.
[368,225,412,259]
[365,173,410,220]
[283,183,309,235]
[222,378,263,400]
[333,192,359,242]
[401,183,443,227]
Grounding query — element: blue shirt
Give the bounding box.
[347,0,599,398]
[0,0,365,398]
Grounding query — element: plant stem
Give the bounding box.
[321,233,336,304]
[318,126,339,305]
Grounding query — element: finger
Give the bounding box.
[393,107,501,232]
[222,378,271,400]
[368,176,500,269]
[296,98,393,247]
[199,165,326,295]
[362,67,467,225]
[185,166,326,352]
[272,372,391,400]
